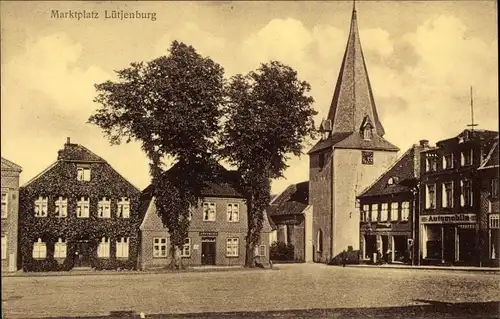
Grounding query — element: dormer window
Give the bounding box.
[322,131,329,140]
[387,177,399,185]
[363,126,372,140]
[77,166,91,181]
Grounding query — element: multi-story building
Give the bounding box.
[19,138,141,271]
[268,181,313,262]
[478,136,499,266]
[418,129,498,266]
[138,163,273,269]
[307,5,399,263]
[1,157,22,272]
[358,141,430,264]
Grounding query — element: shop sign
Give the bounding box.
[199,231,218,237]
[420,213,476,224]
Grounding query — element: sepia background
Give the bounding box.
[1,0,497,194]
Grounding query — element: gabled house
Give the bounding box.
[268,181,313,262]
[419,129,498,266]
[357,141,430,264]
[1,157,22,272]
[478,136,499,266]
[138,163,273,269]
[19,138,141,271]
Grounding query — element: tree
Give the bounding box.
[89,41,225,268]
[220,61,317,267]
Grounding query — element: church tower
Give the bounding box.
[308,4,399,263]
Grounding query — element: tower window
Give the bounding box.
[363,127,372,140]
[362,151,374,165]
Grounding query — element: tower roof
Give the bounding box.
[327,5,385,136]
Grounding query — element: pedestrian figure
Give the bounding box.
[342,250,347,267]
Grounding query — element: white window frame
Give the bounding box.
[442,153,453,170]
[77,167,91,181]
[181,238,191,257]
[55,197,68,218]
[401,202,410,221]
[227,203,240,222]
[255,244,266,257]
[460,180,473,207]
[98,197,111,218]
[490,214,500,229]
[226,237,239,257]
[425,184,436,209]
[116,237,129,258]
[460,149,473,167]
[153,237,168,258]
[389,202,398,221]
[1,235,7,260]
[117,197,130,218]
[34,196,48,217]
[380,203,388,221]
[361,204,369,222]
[97,237,110,258]
[32,238,47,259]
[77,197,90,218]
[54,238,67,258]
[1,191,8,218]
[442,182,454,208]
[203,202,216,221]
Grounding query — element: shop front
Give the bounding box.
[420,213,478,265]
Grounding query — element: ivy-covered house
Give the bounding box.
[19,138,141,271]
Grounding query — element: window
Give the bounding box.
[363,127,372,140]
[389,202,398,221]
[460,180,473,207]
[116,237,129,258]
[32,238,46,259]
[492,179,499,199]
[226,238,239,257]
[388,177,399,185]
[54,238,67,258]
[490,214,500,260]
[369,204,375,221]
[181,238,191,257]
[316,229,323,253]
[77,197,90,218]
[1,191,8,218]
[1,235,6,259]
[490,214,500,229]
[380,203,388,221]
[77,167,91,181]
[361,151,374,165]
[442,154,453,169]
[425,154,437,172]
[34,197,48,217]
[97,237,110,258]
[460,149,473,166]
[153,237,168,258]
[425,184,436,209]
[117,197,130,218]
[442,182,453,208]
[98,197,111,218]
[401,202,410,221]
[227,203,239,222]
[203,202,216,221]
[255,244,266,257]
[55,197,68,217]
[360,204,369,222]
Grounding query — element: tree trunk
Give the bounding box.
[245,231,256,268]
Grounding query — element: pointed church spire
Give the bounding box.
[326,3,386,137]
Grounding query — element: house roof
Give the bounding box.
[268,181,309,217]
[436,129,498,147]
[358,144,422,198]
[1,157,22,172]
[479,137,499,170]
[308,132,399,154]
[57,140,106,163]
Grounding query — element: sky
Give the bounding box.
[1,1,498,194]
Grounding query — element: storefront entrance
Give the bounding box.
[458,227,476,262]
[201,237,216,265]
[392,235,408,262]
[443,225,455,263]
[364,235,377,261]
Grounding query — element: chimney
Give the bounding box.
[66,137,71,145]
[419,139,429,147]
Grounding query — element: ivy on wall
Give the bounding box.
[19,160,141,272]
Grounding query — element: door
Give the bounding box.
[443,225,455,263]
[458,228,476,263]
[74,241,91,267]
[201,238,216,265]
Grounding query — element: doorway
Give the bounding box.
[201,237,216,265]
[458,228,476,263]
[443,225,455,263]
[74,240,91,268]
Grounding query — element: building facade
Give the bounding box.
[358,142,429,264]
[418,129,498,266]
[478,137,499,266]
[308,5,399,264]
[1,157,22,272]
[19,138,141,271]
[139,165,273,269]
[268,181,313,262]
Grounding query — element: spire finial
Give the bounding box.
[467,86,478,132]
[353,0,356,12]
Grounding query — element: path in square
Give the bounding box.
[2,263,499,318]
